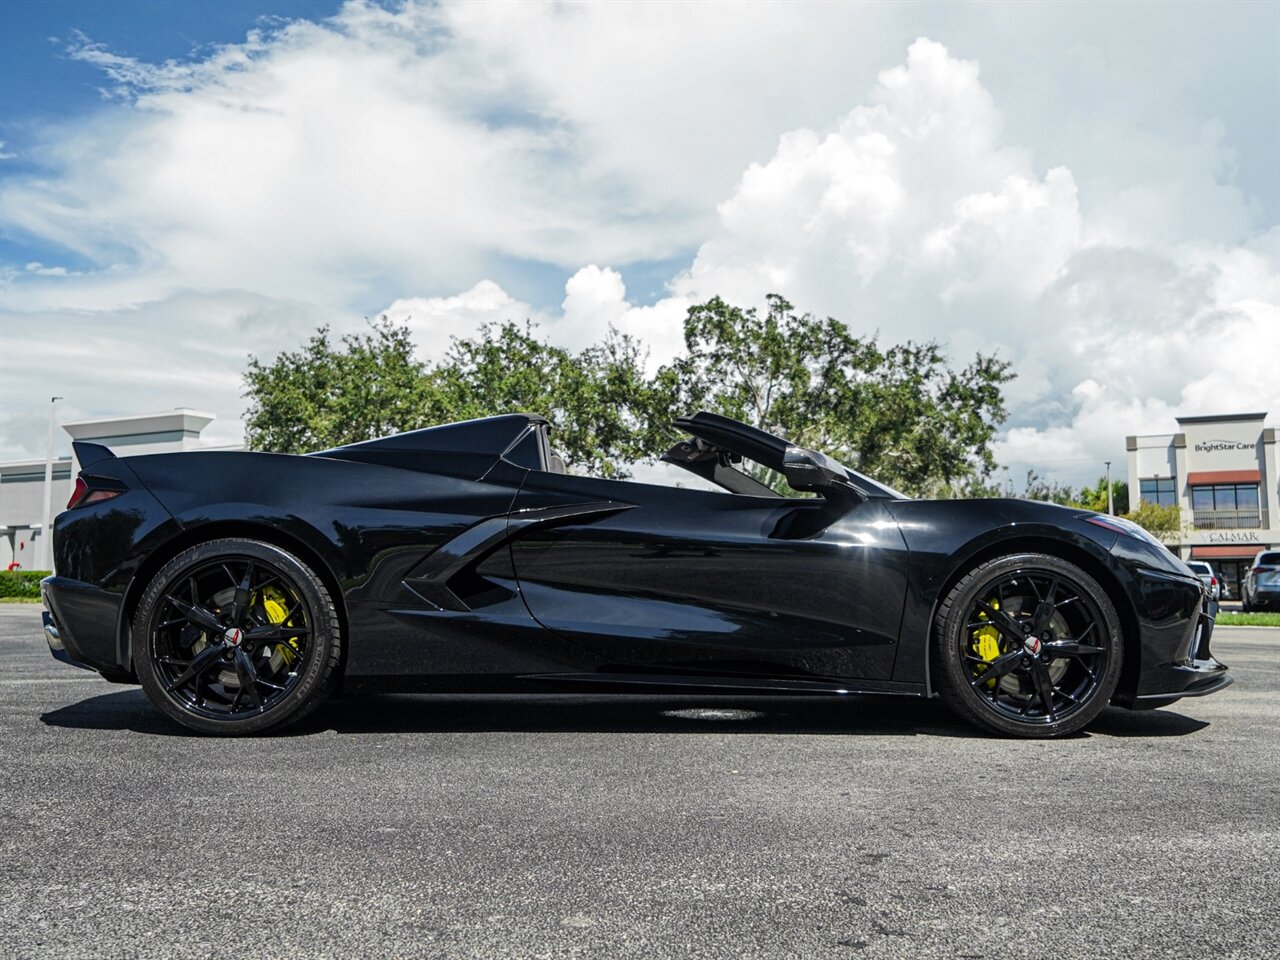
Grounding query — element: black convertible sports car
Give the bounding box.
[41,412,1230,738]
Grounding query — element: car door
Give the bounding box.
[507,470,911,681]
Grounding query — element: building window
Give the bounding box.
[1139,477,1177,507]
[1190,483,1262,529]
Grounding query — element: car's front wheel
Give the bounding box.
[134,539,342,735]
[933,553,1123,738]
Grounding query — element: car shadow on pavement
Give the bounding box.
[39,687,1210,739]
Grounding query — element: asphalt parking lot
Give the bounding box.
[2,604,1277,960]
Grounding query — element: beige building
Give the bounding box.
[1127,412,1278,599]
[0,409,223,570]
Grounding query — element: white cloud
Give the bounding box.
[379,266,690,368]
[671,41,1083,331]
[0,291,341,459]
[559,266,690,363]
[23,262,74,277]
[11,0,761,308]
[655,38,1278,487]
[1,4,1276,489]
[382,280,543,362]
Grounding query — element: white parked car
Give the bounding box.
[1185,561,1221,602]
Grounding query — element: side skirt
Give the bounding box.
[339,673,928,697]
[522,672,928,697]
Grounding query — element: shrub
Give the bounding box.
[0,570,51,599]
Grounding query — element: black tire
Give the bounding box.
[933,553,1123,738]
[134,539,342,735]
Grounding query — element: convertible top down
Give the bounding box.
[41,411,1230,737]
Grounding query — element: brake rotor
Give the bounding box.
[189,585,299,688]
[971,595,1069,697]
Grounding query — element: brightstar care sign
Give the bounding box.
[1194,439,1257,454]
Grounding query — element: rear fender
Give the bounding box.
[116,508,352,674]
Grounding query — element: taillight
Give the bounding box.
[66,476,123,509]
[1210,577,1217,586]
[1255,566,1275,574]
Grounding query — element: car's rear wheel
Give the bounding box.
[134,539,341,735]
[933,553,1123,738]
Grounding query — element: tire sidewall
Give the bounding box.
[134,539,338,735]
[935,553,1124,738]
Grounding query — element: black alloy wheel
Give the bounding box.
[134,539,341,735]
[933,553,1123,738]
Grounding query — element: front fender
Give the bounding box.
[884,500,1123,690]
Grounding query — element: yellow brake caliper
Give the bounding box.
[258,585,299,666]
[971,599,1003,688]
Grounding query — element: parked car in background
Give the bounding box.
[1243,550,1280,612]
[1186,561,1221,601]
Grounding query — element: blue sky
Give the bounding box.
[0,0,701,309]
[0,0,1276,486]
[1,0,343,268]
[1,1,343,119]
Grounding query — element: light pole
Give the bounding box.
[37,396,63,571]
[1105,460,1114,515]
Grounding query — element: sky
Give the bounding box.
[1,0,1277,490]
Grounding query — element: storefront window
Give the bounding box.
[1190,483,1262,528]
[1214,560,1246,600]
[1139,477,1177,507]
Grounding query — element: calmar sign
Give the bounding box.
[1207,531,1263,544]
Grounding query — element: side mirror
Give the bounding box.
[782,445,860,498]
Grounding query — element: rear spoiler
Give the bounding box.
[72,441,116,469]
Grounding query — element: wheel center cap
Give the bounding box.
[1024,636,1042,656]
[223,627,243,648]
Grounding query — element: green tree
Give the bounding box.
[937,474,1007,499]
[1077,477,1129,515]
[1123,500,1182,539]
[1017,469,1078,507]
[244,318,670,477]
[428,321,671,477]
[243,294,1015,496]
[244,320,438,453]
[667,295,1013,496]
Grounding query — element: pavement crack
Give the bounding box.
[871,918,909,938]
[836,938,870,950]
